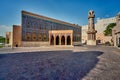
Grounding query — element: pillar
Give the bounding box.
[65,34,67,45]
[54,34,56,45]
[87,10,97,45]
[71,34,73,45]
[59,34,61,45]
[49,33,51,45]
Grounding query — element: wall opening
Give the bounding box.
[56,36,59,45]
[50,35,54,45]
[67,36,71,45]
[16,44,18,47]
[61,36,65,45]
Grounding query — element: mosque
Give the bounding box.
[6,11,81,47]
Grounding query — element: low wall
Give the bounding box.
[21,41,81,47]
[21,41,49,47]
[73,42,81,46]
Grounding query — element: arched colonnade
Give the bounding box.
[49,30,73,46]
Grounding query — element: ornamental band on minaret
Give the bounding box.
[87,10,97,45]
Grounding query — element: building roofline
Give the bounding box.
[97,17,116,21]
[22,10,81,28]
[13,25,21,27]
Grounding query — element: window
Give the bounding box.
[26,32,31,41]
[39,26,41,29]
[34,23,36,29]
[38,34,42,41]
[27,22,30,28]
[32,33,37,41]
[43,34,47,41]
[27,37,30,40]
[33,37,36,39]
[119,15,120,18]
[39,37,41,39]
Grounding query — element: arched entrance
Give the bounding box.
[50,35,54,45]
[56,36,59,45]
[61,36,65,45]
[67,36,71,45]
[49,30,73,46]
[16,44,18,47]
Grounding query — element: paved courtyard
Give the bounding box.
[0,46,120,80]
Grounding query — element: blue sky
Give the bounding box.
[0,0,120,36]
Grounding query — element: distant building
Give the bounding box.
[82,25,88,43]
[82,17,116,44]
[6,32,13,46]
[112,12,120,47]
[6,11,81,47]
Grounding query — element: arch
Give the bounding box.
[26,32,31,41]
[38,34,42,41]
[50,35,54,45]
[15,42,18,47]
[61,36,65,45]
[56,36,59,45]
[67,36,71,45]
[16,44,18,47]
[32,33,37,41]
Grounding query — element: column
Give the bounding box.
[54,34,56,45]
[65,34,67,45]
[71,34,73,45]
[59,34,61,45]
[49,33,51,45]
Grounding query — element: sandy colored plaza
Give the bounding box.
[0,46,120,80]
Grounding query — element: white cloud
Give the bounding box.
[0,25,12,37]
[105,15,109,18]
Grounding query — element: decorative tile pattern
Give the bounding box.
[22,14,81,42]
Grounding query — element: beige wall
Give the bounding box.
[6,32,13,46]
[82,17,116,44]
[82,25,88,43]
[112,12,120,47]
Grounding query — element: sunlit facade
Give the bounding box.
[6,11,82,47]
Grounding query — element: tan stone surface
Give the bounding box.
[87,40,96,45]
[21,41,49,47]
[6,32,13,46]
[49,30,73,46]
[112,12,120,46]
[82,17,116,44]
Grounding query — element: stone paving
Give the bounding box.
[0,46,120,80]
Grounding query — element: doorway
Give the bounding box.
[67,36,71,45]
[61,36,65,45]
[56,36,59,45]
[50,35,54,45]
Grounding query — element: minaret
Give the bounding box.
[87,10,97,45]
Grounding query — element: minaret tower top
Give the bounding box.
[88,10,96,32]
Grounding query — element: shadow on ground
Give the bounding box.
[0,50,103,80]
